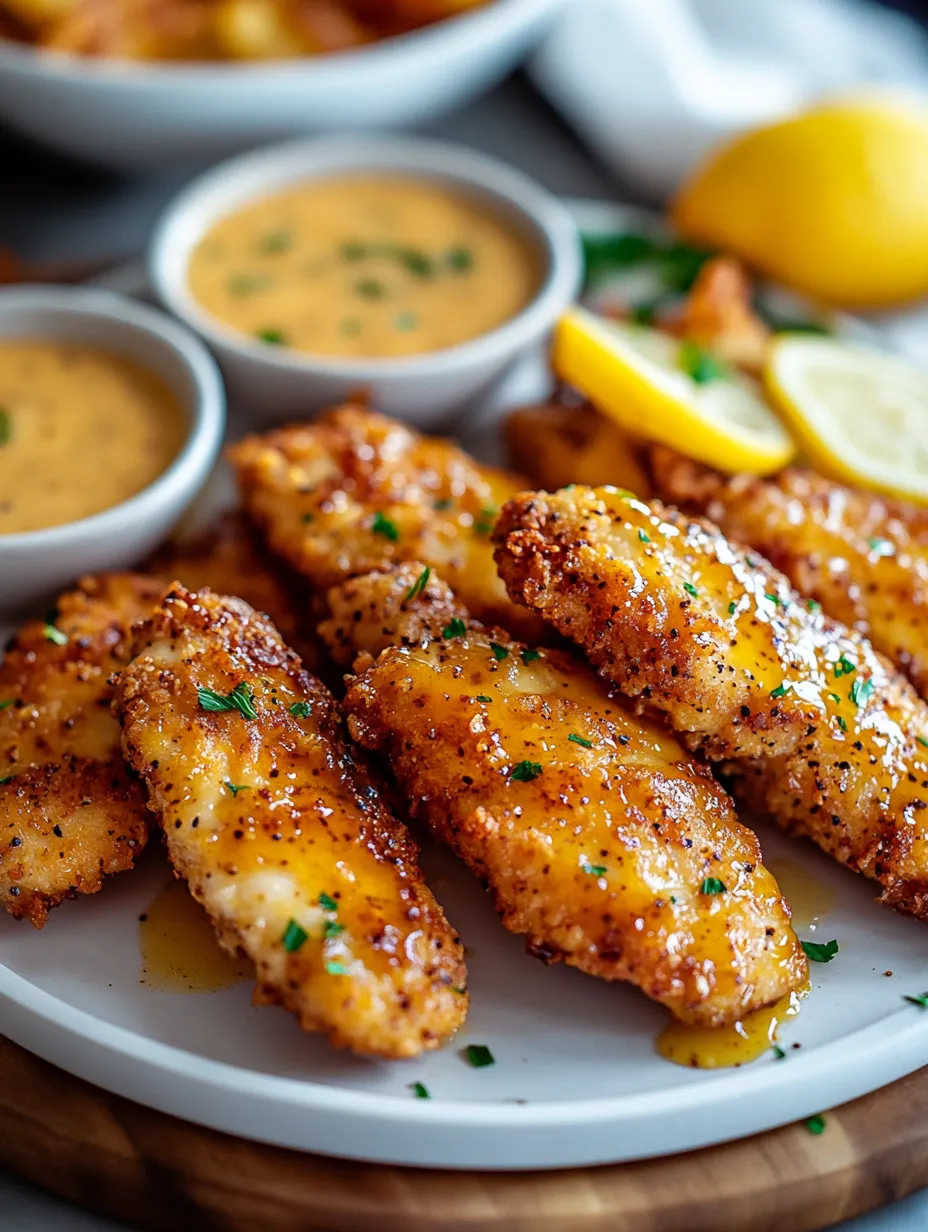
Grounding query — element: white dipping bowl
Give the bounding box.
[150,135,582,428]
[0,286,225,616]
[0,0,568,170]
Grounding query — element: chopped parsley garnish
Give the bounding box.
[395,312,418,331]
[398,250,433,277]
[765,592,785,608]
[0,776,13,786]
[520,649,540,664]
[771,1045,787,1060]
[918,737,928,749]
[433,497,453,511]
[638,529,651,543]
[868,537,894,556]
[490,642,509,661]
[510,760,542,782]
[319,892,338,912]
[302,512,314,523]
[355,277,386,300]
[341,241,366,261]
[0,408,10,447]
[371,511,399,541]
[340,318,362,336]
[580,230,660,288]
[410,1082,431,1099]
[728,601,738,616]
[805,1115,827,1136]
[256,328,286,345]
[282,919,308,952]
[324,920,345,939]
[474,506,499,535]
[770,683,791,699]
[678,339,728,384]
[442,618,467,639]
[569,733,593,749]
[0,700,15,711]
[290,701,312,717]
[258,229,292,253]
[802,938,839,963]
[475,695,492,703]
[807,599,822,612]
[630,299,662,326]
[404,566,431,601]
[700,877,727,895]
[42,624,68,646]
[465,1043,495,1069]
[447,246,474,272]
[658,241,713,292]
[850,677,874,707]
[326,961,350,976]
[224,782,250,797]
[581,860,607,876]
[683,582,699,598]
[828,693,841,705]
[834,655,856,678]
[904,992,928,1007]
[228,273,270,296]
[837,716,848,732]
[197,682,258,720]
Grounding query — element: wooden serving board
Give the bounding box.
[2,1037,927,1232]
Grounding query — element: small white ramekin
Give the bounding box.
[0,285,225,615]
[149,135,582,428]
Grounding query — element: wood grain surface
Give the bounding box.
[1,1037,926,1232]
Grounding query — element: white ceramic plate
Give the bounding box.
[1,202,925,1173]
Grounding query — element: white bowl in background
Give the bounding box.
[0,286,225,615]
[0,0,568,170]
[149,135,582,429]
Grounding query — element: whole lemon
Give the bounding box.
[671,94,928,309]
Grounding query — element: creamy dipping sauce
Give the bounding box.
[0,341,186,535]
[187,176,544,359]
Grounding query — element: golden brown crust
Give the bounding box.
[652,447,928,698]
[336,565,806,1027]
[113,583,467,1059]
[228,402,547,641]
[0,573,161,926]
[495,485,928,919]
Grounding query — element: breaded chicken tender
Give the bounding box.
[652,447,928,698]
[334,565,806,1027]
[228,402,546,641]
[114,584,467,1058]
[0,574,163,926]
[495,486,928,919]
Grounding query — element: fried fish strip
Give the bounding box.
[114,584,467,1058]
[332,563,806,1027]
[495,486,928,918]
[0,574,162,926]
[228,402,546,640]
[652,447,928,698]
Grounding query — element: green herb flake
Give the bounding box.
[395,312,418,331]
[807,599,822,613]
[301,512,315,523]
[0,408,10,447]
[371,511,399,541]
[326,961,350,976]
[442,618,467,639]
[465,1043,495,1069]
[918,736,928,749]
[580,231,659,288]
[700,877,727,895]
[658,241,713,292]
[630,300,662,326]
[258,229,292,254]
[0,776,13,786]
[290,701,312,717]
[224,782,250,797]
[828,693,841,705]
[341,241,366,261]
[447,246,474,272]
[837,716,848,732]
[683,582,699,598]
[404,566,431,601]
[340,318,362,336]
[197,682,258,721]
[0,700,14,712]
[282,919,308,952]
[805,1114,827,1136]
[772,1045,787,1060]
[319,892,339,913]
[569,733,593,749]
[850,677,875,708]
[42,624,68,646]
[324,920,345,940]
[399,249,433,277]
[868,537,895,556]
[728,601,738,616]
[433,497,453,511]
[256,328,286,345]
[520,649,541,664]
[770,683,791,699]
[355,277,387,300]
[410,1081,431,1099]
[834,655,856,678]
[510,760,542,782]
[904,992,928,1007]
[765,592,786,608]
[228,273,270,296]
[474,506,499,536]
[638,529,651,543]
[679,339,729,385]
[801,938,839,963]
[581,860,607,876]
[475,695,492,703]
[490,642,509,661]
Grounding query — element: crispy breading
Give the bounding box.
[652,447,928,697]
[114,584,467,1058]
[0,574,162,926]
[495,486,928,919]
[228,402,547,641]
[150,511,322,672]
[336,565,806,1027]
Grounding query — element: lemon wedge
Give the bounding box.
[765,335,928,503]
[552,307,795,475]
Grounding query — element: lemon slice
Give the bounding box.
[765,335,928,503]
[552,307,795,475]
